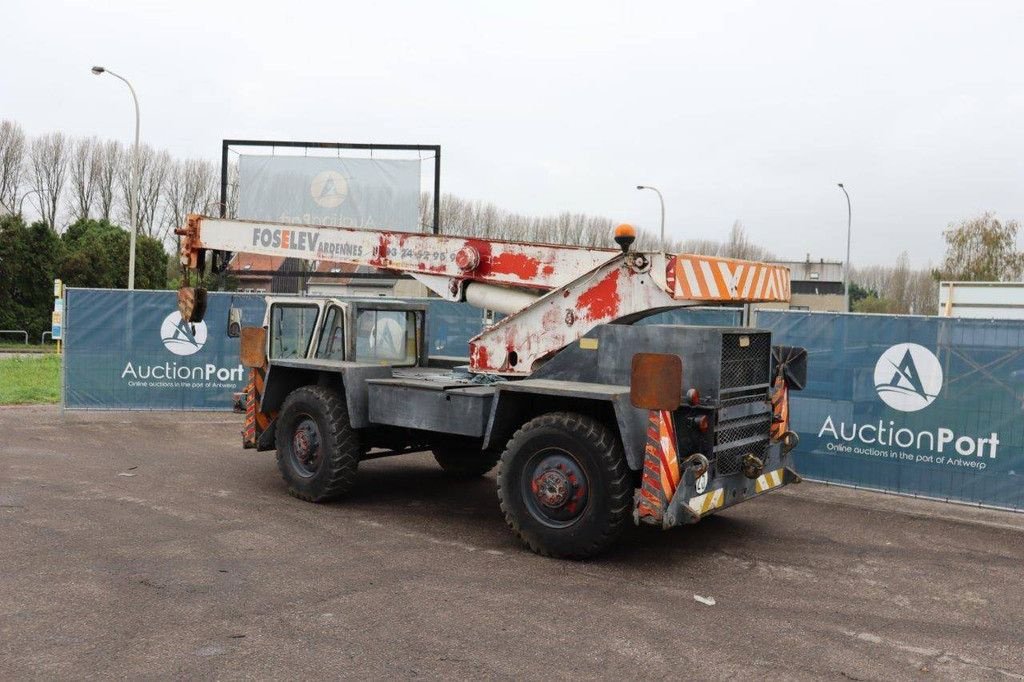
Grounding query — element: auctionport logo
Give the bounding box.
[160,312,208,356]
[310,170,348,208]
[873,343,942,412]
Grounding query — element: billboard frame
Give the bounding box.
[220,139,441,233]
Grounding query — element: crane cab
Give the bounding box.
[237,297,429,368]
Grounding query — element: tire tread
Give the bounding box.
[496,411,631,559]
[276,385,359,502]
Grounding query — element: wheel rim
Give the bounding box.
[290,415,323,477]
[521,447,589,528]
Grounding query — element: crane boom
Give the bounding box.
[176,214,792,374]
[178,215,616,295]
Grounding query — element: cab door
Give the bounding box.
[265,298,325,361]
[311,302,351,362]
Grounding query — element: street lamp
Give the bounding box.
[18,188,42,216]
[636,185,665,248]
[837,183,852,312]
[92,65,140,290]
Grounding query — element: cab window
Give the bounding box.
[355,310,418,365]
[270,304,319,359]
[315,306,346,361]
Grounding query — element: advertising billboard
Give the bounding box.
[237,155,421,232]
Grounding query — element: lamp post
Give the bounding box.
[837,183,852,312]
[636,185,665,248]
[92,66,140,290]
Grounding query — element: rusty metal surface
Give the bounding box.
[629,353,682,410]
[239,327,267,369]
[176,286,207,323]
[182,215,615,292]
[469,256,677,374]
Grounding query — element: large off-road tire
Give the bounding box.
[497,412,631,559]
[275,386,360,503]
[432,444,501,478]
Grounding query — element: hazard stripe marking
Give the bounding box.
[754,468,784,494]
[669,256,790,302]
[688,488,725,516]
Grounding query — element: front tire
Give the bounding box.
[275,385,360,502]
[497,412,631,559]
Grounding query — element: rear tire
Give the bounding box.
[497,412,631,559]
[432,443,500,478]
[275,385,360,502]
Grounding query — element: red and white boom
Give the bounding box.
[177,215,791,375]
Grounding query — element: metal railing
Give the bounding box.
[0,329,28,344]
[41,331,53,344]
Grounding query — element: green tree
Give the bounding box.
[58,219,167,290]
[848,282,877,308]
[853,294,899,314]
[0,215,62,340]
[936,212,1024,282]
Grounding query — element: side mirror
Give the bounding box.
[227,307,242,338]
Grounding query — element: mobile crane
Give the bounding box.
[176,215,807,558]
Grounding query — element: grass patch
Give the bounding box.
[0,355,61,404]
[0,342,53,352]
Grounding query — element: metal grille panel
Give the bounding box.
[714,412,771,475]
[721,332,771,390]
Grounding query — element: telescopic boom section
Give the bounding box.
[177,215,616,294]
[176,215,791,375]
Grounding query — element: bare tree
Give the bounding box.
[429,192,759,256]
[418,191,433,231]
[140,148,171,238]
[165,157,218,232]
[909,270,938,315]
[888,252,911,313]
[68,136,102,222]
[95,140,122,221]
[225,160,238,218]
[721,221,775,261]
[117,144,171,237]
[851,255,938,315]
[28,132,70,230]
[0,120,26,215]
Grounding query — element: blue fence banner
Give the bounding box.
[640,307,742,328]
[64,289,266,410]
[423,300,490,356]
[64,290,745,411]
[422,302,741,357]
[758,310,1024,511]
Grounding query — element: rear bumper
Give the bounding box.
[660,441,801,529]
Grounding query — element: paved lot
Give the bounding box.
[2,406,1023,680]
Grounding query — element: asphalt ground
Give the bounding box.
[2,406,1023,680]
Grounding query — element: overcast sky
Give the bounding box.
[3,0,1023,266]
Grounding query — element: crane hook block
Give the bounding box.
[178,286,208,324]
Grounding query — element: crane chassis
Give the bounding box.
[176,215,807,558]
